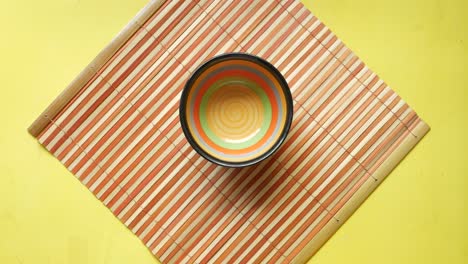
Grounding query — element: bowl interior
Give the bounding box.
[180,54,292,167]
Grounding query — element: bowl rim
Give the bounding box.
[179,52,293,168]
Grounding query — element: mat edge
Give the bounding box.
[293,120,430,264]
[27,0,167,138]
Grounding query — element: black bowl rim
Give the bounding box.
[179,52,293,168]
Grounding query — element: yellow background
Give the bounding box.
[0,0,466,263]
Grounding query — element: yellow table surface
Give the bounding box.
[1,0,466,263]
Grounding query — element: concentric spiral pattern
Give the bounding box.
[180,53,293,166]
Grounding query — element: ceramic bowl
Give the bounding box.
[179,53,293,167]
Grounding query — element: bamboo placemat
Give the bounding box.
[29,0,429,263]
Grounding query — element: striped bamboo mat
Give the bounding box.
[29,0,429,263]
